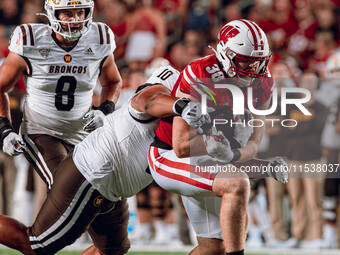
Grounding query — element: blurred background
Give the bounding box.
[1,0,340,251]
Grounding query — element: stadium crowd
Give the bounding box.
[0,0,340,251]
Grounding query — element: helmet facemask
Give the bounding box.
[227,49,271,87]
[42,0,94,41]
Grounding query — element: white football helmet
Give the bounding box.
[213,19,271,87]
[42,0,94,41]
[326,50,340,78]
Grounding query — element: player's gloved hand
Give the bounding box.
[233,110,254,147]
[83,100,115,132]
[173,97,214,134]
[203,127,234,162]
[2,132,26,156]
[83,110,105,132]
[267,157,289,184]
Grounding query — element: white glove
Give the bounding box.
[203,127,234,162]
[182,102,214,134]
[83,110,105,132]
[267,157,289,184]
[233,110,253,147]
[2,132,26,156]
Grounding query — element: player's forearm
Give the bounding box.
[100,81,122,105]
[234,114,265,162]
[235,125,264,162]
[172,117,207,158]
[143,94,178,117]
[0,93,11,120]
[235,141,259,162]
[131,84,174,117]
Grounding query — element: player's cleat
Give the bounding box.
[322,224,338,249]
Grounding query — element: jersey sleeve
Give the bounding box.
[179,64,195,95]
[107,24,116,53]
[259,74,274,107]
[95,23,116,55]
[146,66,180,92]
[8,26,24,56]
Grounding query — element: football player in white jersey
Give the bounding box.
[0,65,207,254]
[0,0,129,253]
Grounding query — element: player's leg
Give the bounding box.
[323,149,340,248]
[149,146,249,254]
[23,134,74,218]
[212,170,250,253]
[29,154,112,255]
[81,245,104,255]
[182,196,224,255]
[0,215,35,255]
[149,183,171,243]
[135,187,152,241]
[23,134,73,188]
[87,198,130,255]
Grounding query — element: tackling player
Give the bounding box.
[0,0,128,253]
[0,65,201,254]
[148,19,282,255]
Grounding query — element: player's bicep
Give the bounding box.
[0,52,27,92]
[132,84,171,112]
[98,54,122,87]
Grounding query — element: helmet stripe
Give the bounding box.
[249,21,264,50]
[239,19,259,50]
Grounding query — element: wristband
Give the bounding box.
[231,149,241,163]
[0,117,14,143]
[92,100,115,115]
[173,97,190,115]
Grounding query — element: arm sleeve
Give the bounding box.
[107,24,116,53]
[179,64,196,95]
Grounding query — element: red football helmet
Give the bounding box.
[213,19,271,87]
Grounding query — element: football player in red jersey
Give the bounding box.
[148,19,279,255]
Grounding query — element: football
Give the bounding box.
[201,106,252,149]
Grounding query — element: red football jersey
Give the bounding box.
[155,54,274,147]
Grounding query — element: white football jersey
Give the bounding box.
[73,67,179,201]
[9,23,115,120]
[128,66,179,121]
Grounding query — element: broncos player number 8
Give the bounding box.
[55,76,77,111]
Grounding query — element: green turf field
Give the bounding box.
[0,252,258,255]
[1,250,339,255]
